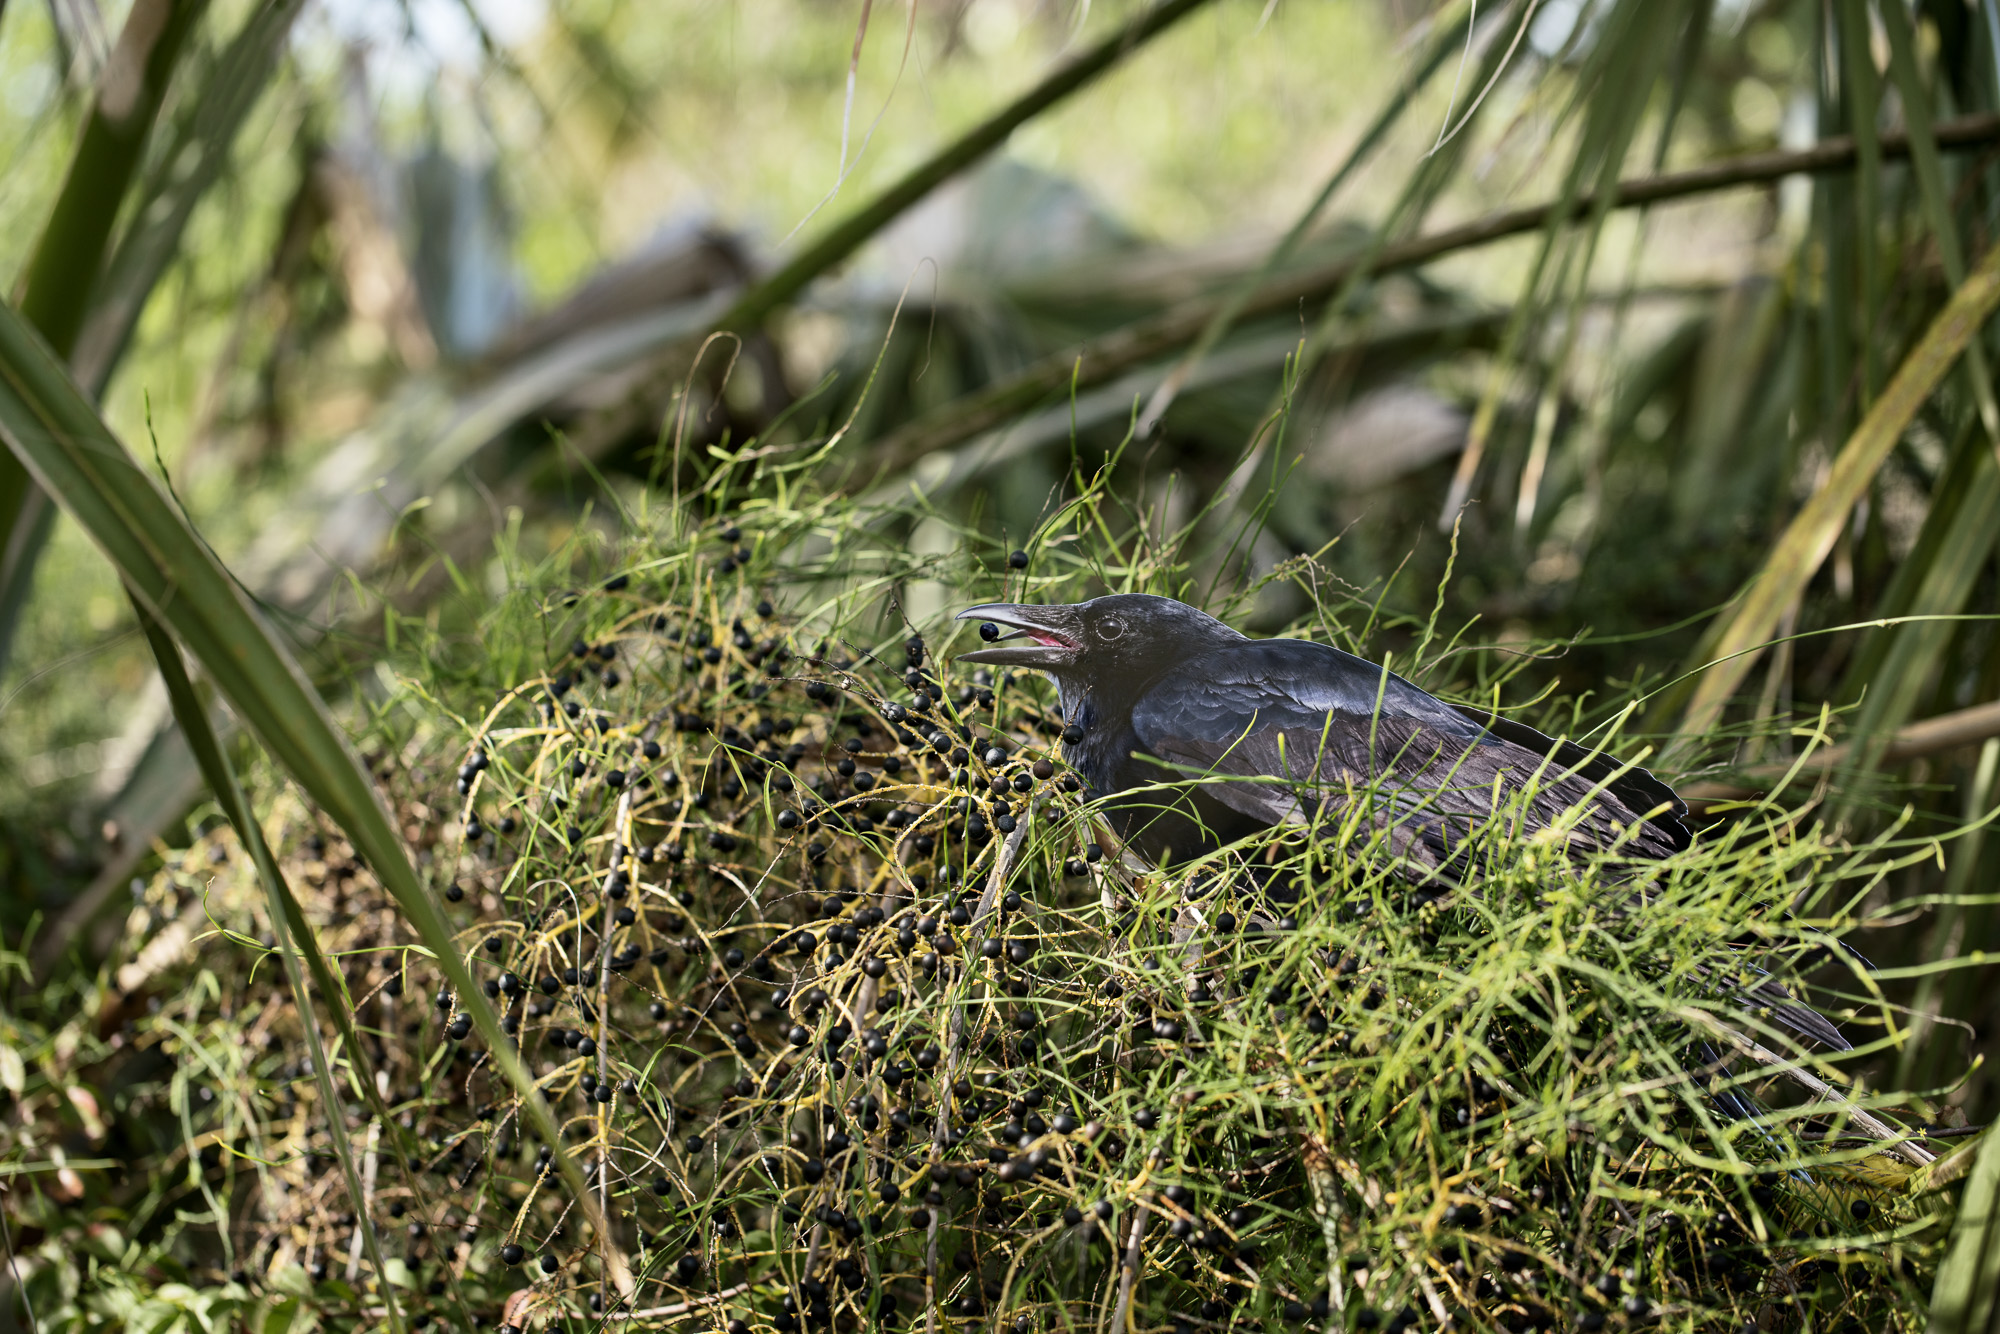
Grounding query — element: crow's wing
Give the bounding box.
[1128,639,1689,864]
[1129,642,1842,1050]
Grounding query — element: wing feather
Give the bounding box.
[1130,639,1687,864]
[1125,638,1845,1052]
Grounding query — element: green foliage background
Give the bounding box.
[0,0,1999,1329]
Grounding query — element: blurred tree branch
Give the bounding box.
[1681,699,2000,807]
[557,0,1224,458]
[863,112,2000,473]
[718,0,1221,334]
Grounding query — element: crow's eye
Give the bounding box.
[1098,616,1125,642]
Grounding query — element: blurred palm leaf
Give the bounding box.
[1931,1126,2000,1334]
[861,115,2000,478]
[0,0,311,963]
[134,606,406,1331]
[1672,235,2000,745]
[0,299,624,1290]
[0,0,209,667]
[70,0,310,393]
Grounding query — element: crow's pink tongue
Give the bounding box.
[1027,630,1068,647]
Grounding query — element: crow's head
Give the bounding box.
[954,593,1243,688]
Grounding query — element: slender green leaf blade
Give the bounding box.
[0,298,631,1290]
[133,605,407,1334]
[1930,1126,2000,1334]
[0,0,208,671]
[1676,235,2000,745]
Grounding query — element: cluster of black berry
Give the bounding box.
[119,524,1926,1334]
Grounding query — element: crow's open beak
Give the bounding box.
[954,603,1083,668]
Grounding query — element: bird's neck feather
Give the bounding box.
[1055,678,1141,770]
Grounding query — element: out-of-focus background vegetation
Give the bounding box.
[3,0,2000,1320]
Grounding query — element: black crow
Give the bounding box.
[955,592,1689,872]
[953,593,1856,1055]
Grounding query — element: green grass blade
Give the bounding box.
[0,0,210,671]
[72,0,310,393]
[1670,281,1788,535]
[141,599,491,1328]
[1897,739,1999,1094]
[1878,0,2000,449]
[1832,0,1884,404]
[1830,409,1988,706]
[0,298,632,1291]
[1288,0,1526,422]
[1444,0,1683,528]
[1929,1126,2000,1334]
[133,605,407,1334]
[1840,450,2000,772]
[1675,234,2000,746]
